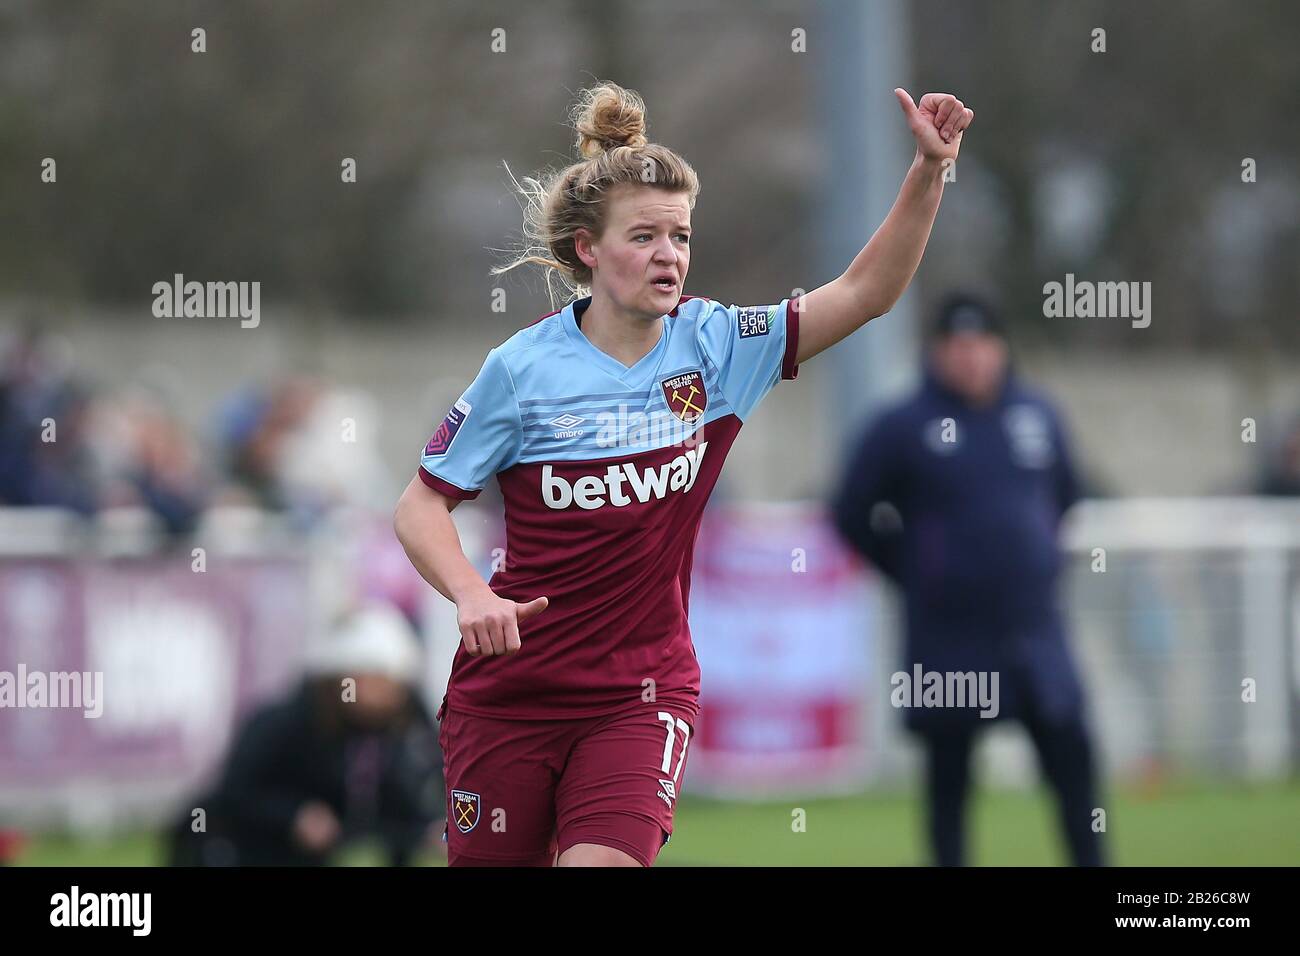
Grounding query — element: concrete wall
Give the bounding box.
[26,305,1300,503]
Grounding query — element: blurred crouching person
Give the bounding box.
[167,602,446,866]
[831,295,1104,866]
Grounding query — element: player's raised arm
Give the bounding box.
[796,89,974,365]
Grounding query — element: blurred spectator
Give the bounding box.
[216,377,321,513]
[166,602,446,866]
[0,327,211,533]
[215,377,392,525]
[2,322,395,537]
[96,388,210,535]
[1256,412,1300,496]
[1117,558,1176,791]
[831,294,1105,867]
[0,326,98,513]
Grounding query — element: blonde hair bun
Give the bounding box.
[572,82,649,158]
[492,80,698,307]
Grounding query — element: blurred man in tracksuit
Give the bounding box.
[832,294,1104,866]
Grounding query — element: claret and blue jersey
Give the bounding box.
[418,294,801,720]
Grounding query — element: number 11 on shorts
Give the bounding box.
[658,712,691,784]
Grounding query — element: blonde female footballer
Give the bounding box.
[395,81,973,866]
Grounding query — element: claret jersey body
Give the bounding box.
[418,294,801,721]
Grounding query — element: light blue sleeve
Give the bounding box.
[695,297,802,421]
[417,348,521,499]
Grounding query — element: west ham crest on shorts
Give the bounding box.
[451,789,481,833]
[661,370,707,423]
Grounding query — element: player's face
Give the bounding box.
[582,184,691,320]
[931,332,1008,406]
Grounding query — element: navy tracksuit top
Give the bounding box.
[832,366,1086,725]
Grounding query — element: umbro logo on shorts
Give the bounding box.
[451,789,481,833]
[657,778,676,807]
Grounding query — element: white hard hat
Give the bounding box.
[306,601,422,683]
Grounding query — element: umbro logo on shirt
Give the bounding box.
[548,413,586,439]
[541,442,710,510]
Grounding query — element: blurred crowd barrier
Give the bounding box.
[1,498,1297,832]
[1060,498,1300,784]
[8,318,1300,511]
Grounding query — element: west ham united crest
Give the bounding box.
[451,789,481,833]
[661,370,707,423]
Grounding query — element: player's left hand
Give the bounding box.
[894,89,974,164]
